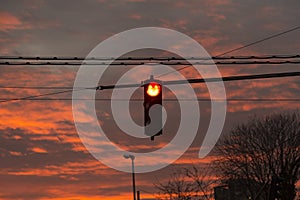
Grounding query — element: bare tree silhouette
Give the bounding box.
[155,166,216,200]
[214,112,300,200]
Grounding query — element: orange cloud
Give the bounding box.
[0,12,22,30]
[31,147,48,153]
[160,19,188,30]
[0,12,31,31]
[9,151,23,156]
[3,159,117,178]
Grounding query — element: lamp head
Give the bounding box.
[123,153,135,160]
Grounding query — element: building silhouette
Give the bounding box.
[214,179,265,200]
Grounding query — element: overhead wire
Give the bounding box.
[0,98,299,102]
[0,89,74,103]
[156,25,300,78]
[1,26,300,103]
[1,71,299,103]
[217,26,300,57]
[0,54,300,61]
[0,86,81,90]
[1,60,300,66]
[0,88,94,103]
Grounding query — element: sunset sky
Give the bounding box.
[0,0,300,199]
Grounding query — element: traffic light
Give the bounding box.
[143,76,163,140]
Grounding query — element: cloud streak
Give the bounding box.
[0,0,299,199]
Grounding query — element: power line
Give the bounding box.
[1,26,299,82]
[213,54,300,60]
[156,25,300,78]
[217,25,300,57]
[0,98,299,102]
[0,54,300,61]
[0,88,92,103]
[95,71,300,90]
[4,68,299,91]
[1,71,299,104]
[0,90,74,103]
[0,86,81,90]
[1,60,300,66]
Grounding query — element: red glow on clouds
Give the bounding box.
[0,1,299,199]
[0,12,22,30]
[31,147,48,153]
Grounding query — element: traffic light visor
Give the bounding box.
[146,82,161,97]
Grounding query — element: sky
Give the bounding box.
[0,0,300,199]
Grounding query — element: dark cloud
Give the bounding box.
[0,0,299,199]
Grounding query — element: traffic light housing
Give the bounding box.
[143,76,162,140]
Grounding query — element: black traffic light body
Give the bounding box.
[143,76,163,140]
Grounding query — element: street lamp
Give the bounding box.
[124,154,136,200]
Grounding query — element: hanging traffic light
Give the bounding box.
[143,76,163,140]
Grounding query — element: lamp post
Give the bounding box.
[123,154,136,200]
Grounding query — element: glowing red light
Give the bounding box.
[146,82,161,97]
